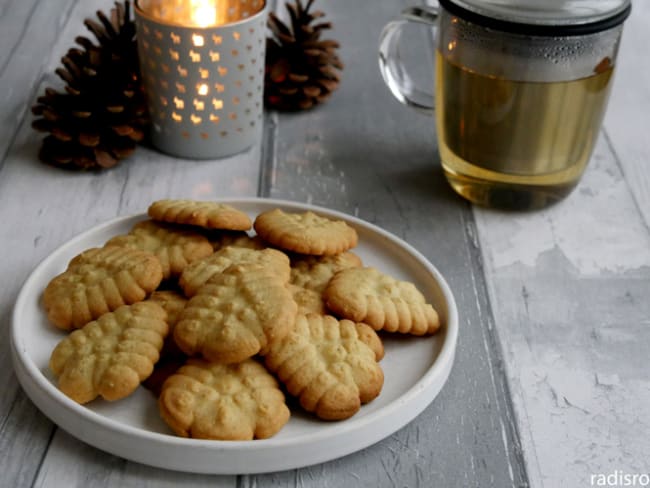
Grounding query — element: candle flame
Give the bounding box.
[191,0,217,27]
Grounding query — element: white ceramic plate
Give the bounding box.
[11,198,458,474]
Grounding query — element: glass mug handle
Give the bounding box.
[378,6,438,115]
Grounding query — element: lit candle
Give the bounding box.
[135,0,267,159]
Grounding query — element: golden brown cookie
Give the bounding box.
[148,290,188,358]
[148,199,252,231]
[265,313,384,420]
[174,263,297,364]
[206,230,266,252]
[148,290,187,327]
[290,252,362,293]
[324,267,440,336]
[288,284,327,315]
[49,302,168,404]
[179,246,290,297]
[254,209,358,256]
[105,220,213,279]
[43,246,163,330]
[159,358,290,440]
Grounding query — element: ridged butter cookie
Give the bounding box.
[148,199,252,231]
[49,302,168,404]
[43,246,163,330]
[206,230,266,252]
[288,284,327,315]
[290,251,362,293]
[159,358,290,440]
[174,263,297,364]
[265,313,384,420]
[324,267,440,336]
[105,220,213,279]
[179,246,290,297]
[254,209,358,256]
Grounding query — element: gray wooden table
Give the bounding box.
[1,1,649,487]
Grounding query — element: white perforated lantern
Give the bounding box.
[135,0,266,159]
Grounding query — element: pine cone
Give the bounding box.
[265,0,343,111]
[32,1,147,170]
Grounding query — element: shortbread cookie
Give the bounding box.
[148,199,251,231]
[49,302,168,404]
[206,230,266,252]
[290,252,362,293]
[324,267,440,336]
[143,289,189,390]
[265,314,384,420]
[148,290,187,327]
[254,209,358,256]
[174,263,297,363]
[105,220,213,279]
[179,246,290,297]
[148,290,188,358]
[159,358,290,440]
[288,284,327,315]
[43,246,163,330]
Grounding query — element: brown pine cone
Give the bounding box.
[31,1,147,170]
[265,0,343,111]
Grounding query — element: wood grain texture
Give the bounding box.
[0,1,78,485]
[0,0,258,486]
[472,5,650,488]
[250,0,528,487]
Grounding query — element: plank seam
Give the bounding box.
[464,209,531,488]
[258,112,279,198]
[601,128,650,236]
[256,0,279,200]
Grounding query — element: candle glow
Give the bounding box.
[190,0,217,27]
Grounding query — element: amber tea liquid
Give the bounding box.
[436,52,614,209]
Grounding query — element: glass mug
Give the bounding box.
[379,0,632,209]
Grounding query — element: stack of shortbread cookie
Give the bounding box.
[43,199,440,440]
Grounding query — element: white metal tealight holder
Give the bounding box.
[135,0,267,159]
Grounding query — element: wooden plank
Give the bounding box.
[0,1,78,486]
[603,1,650,227]
[248,0,529,486]
[33,430,236,488]
[472,6,650,487]
[0,1,256,486]
[0,0,76,162]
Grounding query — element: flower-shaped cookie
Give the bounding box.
[174,263,297,364]
[148,199,252,231]
[159,358,290,440]
[254,209,358,255]
[290,251,362,292]
[43,246,163,330]
[324,267,440,336]
[105,220,213,279]
[179,246,290,297]
[49,302,168,403]
[265,313,384,420]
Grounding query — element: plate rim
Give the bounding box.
[10,197,459,473]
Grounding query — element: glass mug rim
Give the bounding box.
[438,0,631,37]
